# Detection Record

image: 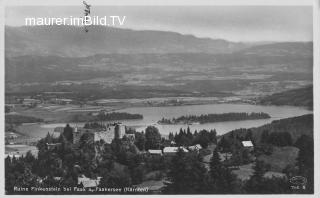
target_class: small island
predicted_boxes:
[158,112,271,124]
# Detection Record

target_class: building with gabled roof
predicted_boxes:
[241,141,254,148]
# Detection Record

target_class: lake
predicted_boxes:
[17,104,312,138]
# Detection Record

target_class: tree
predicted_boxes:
[97,144,115,175]
[164,149,208,194]
[210,129,217,144]
[231,149,243,166]
[295,135,314,193]
[24,151,36,165]
[15,168,39,189]
[130,165,144,185]
[253,160,267,179]
[186,127,193,142]
[245,129,253,141]
[62,124,73,142]
[209,148,221,188]
[208,148,237,193]
[260,130,269,143]
[168,132,174,141]
[266,132,292,146]
[193,130,211,148]
[134,132,146,151]
[295,135,313,169]
[245,159,291,194]
[99,169,132,188]
[187,126,191,134]
[145,126,161,150]
[218,136,230,152]
[242,148,253,164]
[210,149,221,174]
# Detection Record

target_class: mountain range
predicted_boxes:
[6,25,312,57]
[5,25,313,99]
[6,25,250,57]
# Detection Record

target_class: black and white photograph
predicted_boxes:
[2,0,319,196]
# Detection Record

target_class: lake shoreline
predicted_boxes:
[12,103,312,138]
[6,103,312,156]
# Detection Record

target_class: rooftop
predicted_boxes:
[242,141,254,147]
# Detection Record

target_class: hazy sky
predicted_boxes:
[5,6,313,42]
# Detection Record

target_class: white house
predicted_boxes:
[241,140,254,151]
[241,141,254,148]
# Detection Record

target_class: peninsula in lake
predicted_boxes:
[158,112,271,124]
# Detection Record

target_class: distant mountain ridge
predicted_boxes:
[5,25,313,98]
[5,25,249,57]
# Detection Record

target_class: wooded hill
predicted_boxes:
[258,86,313,109]
[222,114,313,144]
